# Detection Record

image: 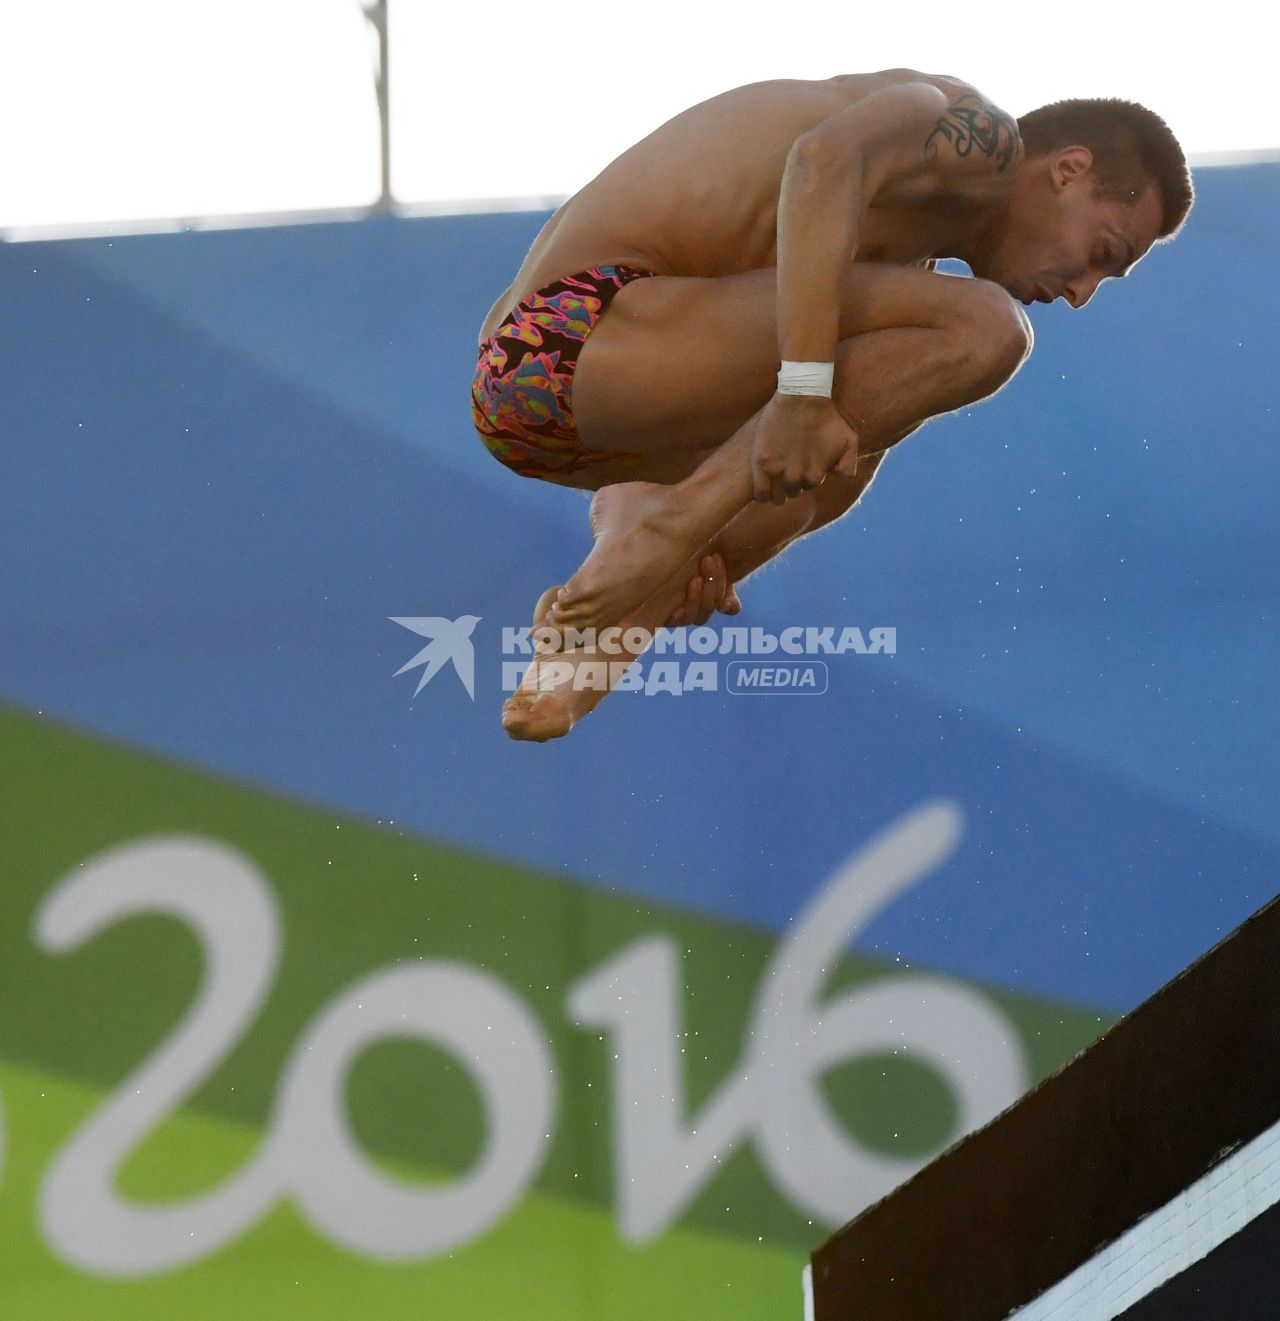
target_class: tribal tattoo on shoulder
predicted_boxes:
[924,94,1020,172]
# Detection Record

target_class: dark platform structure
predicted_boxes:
[805,895,1280,1320]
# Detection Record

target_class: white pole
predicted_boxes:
[358,0,392,210]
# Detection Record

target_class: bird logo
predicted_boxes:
[389,615,481,699]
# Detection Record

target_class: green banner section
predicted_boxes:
[0,1060,803,1320]
[0,704,1116,1316]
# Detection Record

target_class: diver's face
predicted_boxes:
[985,148,1164,309]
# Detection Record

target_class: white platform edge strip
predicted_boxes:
[802,1263,814,1321]
[1009,1114,1280,1320]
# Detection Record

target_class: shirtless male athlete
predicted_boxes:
[471,69,1192,741]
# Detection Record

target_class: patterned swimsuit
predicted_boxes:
[471,266,654,480]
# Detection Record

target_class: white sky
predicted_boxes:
[1,0,1277,233]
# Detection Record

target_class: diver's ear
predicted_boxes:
[1050,145,1095,190]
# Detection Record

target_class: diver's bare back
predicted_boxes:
[479,68,986,343]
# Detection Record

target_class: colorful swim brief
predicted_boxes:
[471,265,654,479]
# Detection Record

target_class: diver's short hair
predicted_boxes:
[1017,98,1194,239]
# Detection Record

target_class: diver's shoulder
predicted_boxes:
[826,67,1009,111]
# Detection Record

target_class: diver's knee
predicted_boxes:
[964,278,1034,378]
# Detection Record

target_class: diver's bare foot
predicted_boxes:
[501,686,578,742]
[502,599,628,744]
[503,585,577,741]
[504,582,636,742]
[504,555,739,741]
[551,482,702,635]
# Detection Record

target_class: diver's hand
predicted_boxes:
[663,554,743,628]
[750,394,860,505]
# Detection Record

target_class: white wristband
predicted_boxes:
[776,360,835,397]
